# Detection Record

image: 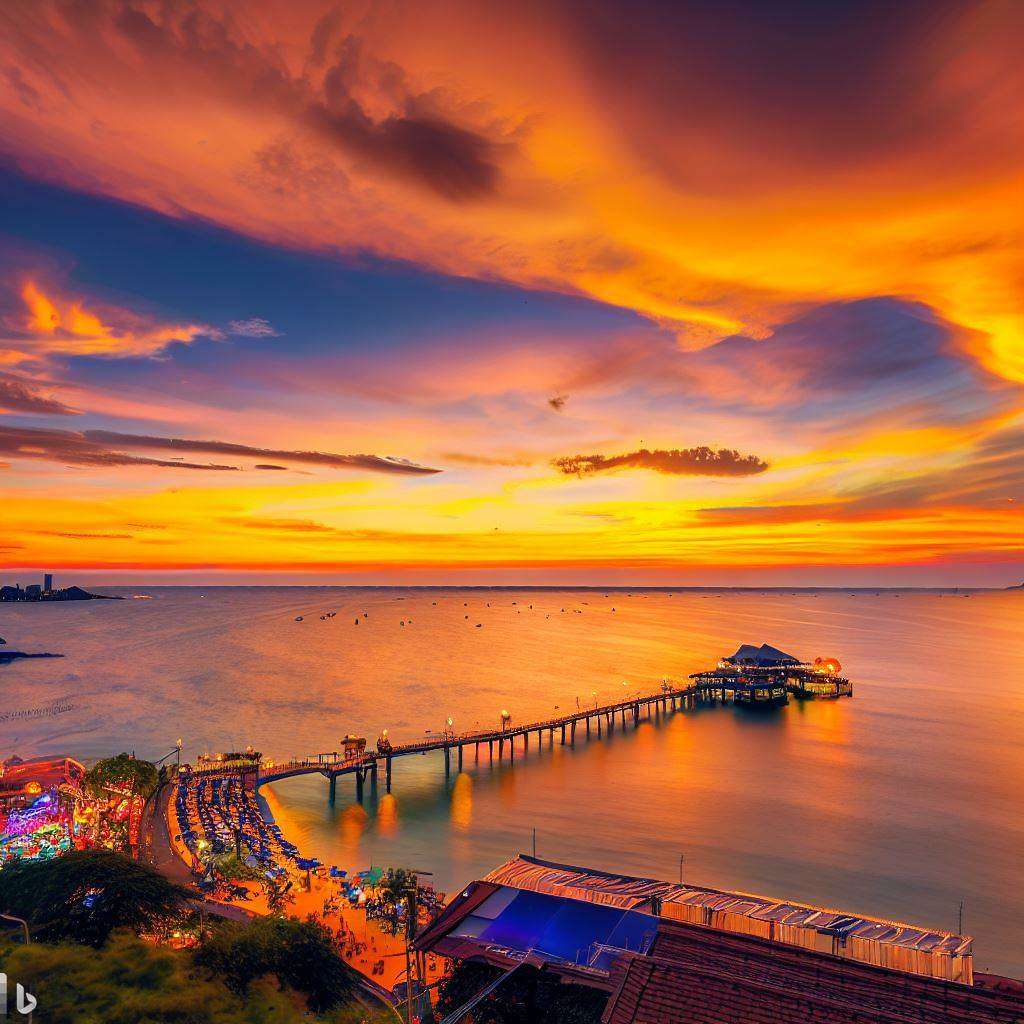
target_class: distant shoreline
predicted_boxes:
[0,585,123,603]
[68,583,1014,592]
[0,650,64,665]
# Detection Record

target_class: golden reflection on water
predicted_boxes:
[450,772,473,831]
[8,587,1024,975]
[340,802,369,849]
[376,793,399,838]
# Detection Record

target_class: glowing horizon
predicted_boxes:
[0,1,1021,585]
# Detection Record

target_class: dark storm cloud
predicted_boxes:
[0,373,76,415]
[554,446,768,478]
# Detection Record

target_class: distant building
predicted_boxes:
[0,580,112,602]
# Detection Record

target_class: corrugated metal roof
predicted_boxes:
[484,856,972,958]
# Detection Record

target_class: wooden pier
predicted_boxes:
[253,669,847,802]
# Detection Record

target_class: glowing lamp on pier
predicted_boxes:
[500,710,511,730]
[813,656,842,675]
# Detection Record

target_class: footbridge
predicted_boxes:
[256,680,714,801]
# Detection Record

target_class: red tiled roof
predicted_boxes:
[604,953,918,1024]
[603,920,1024,1024]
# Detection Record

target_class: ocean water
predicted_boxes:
[2,586,1022,975]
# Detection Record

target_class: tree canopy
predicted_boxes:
[196,914,357,1014]
[0,849,194,947]
[0,932,389,1024]
[83,753,159,799]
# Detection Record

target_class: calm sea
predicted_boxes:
[2,587,1022,975]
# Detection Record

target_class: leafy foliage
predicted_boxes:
[212,850,264,881]
[0,850,194,947]
[0,933,390,1024]
[379,867,415,907]
[435,960,607,1024]
[196,914,356,1014]
[84,753,159,799]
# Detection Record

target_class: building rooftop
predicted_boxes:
[603,919,1024,1024]
[484,856,971,960]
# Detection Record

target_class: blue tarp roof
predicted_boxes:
[449,887,656,967]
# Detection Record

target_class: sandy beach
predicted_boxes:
[158,781,446,1004]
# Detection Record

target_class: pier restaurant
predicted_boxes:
[689,642,853,705]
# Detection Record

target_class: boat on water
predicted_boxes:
[295,615,304,622]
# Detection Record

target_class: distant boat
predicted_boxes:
[295,616,304,622]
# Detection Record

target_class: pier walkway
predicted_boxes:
[258,678,735,801]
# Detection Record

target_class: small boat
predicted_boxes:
[295,616,304,622]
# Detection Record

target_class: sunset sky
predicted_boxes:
[0,0,1021,585]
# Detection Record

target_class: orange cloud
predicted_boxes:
[0,0,1019,381]
[9,280,214,360]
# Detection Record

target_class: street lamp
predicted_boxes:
[0,912,30,945]
[500,710,511,731]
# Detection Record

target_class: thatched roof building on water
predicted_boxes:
[690,642,853,703]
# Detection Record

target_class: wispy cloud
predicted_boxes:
[554,446,769,478]
[0,371,76,415]
[0,424,441,475]
[228,317,280,338]
[86,430,441,475]
[0,424,237,470]
[6,280,217,361]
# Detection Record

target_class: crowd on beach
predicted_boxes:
[170,761,447,996]
[173,769,320,882]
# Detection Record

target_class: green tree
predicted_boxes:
[0,933,391,1024]
[83,753,159,799]
[0,850,194,947]
[196,915,357,1014]
[212,850,263,881]
[380,867,415,906]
